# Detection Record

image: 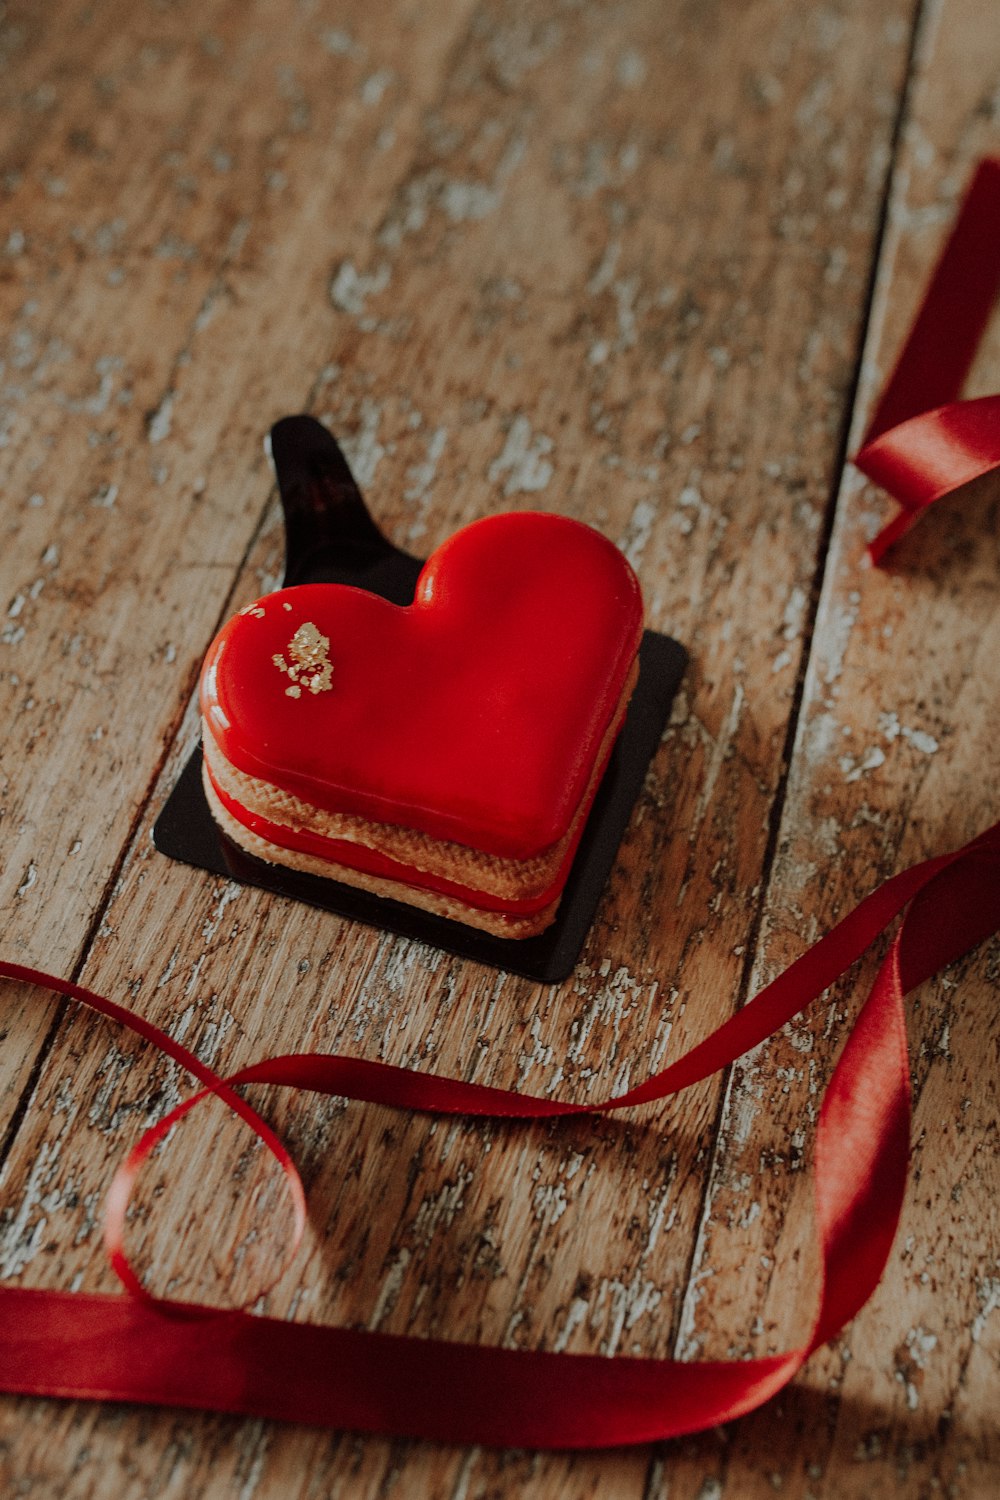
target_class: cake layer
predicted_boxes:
[204,761,573,916]
[202,771,560,939]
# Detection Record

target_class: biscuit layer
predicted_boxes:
[203,769,560,938]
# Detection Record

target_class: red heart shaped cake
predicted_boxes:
[199,511,643,936]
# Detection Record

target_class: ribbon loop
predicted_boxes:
[856,157,1000,563]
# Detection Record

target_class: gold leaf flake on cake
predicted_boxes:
[272,621,333,696]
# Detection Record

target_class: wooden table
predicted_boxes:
[1,0,998,1494]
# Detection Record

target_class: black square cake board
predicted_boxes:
[153,415,688,984]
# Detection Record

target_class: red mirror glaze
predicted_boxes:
[200,511,643,860]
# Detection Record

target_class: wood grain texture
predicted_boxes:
[0,0,996,1495]
[660,1,1000,1496]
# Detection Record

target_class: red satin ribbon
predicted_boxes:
[856,157,1000,563]
[1,822,999,1446]
[3,156,1000,1448]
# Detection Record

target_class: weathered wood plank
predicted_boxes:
[661,1,1000,1495]
[0,0,478,1120]
[0,0,924,1495]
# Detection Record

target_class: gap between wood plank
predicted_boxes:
[0,174,288,1181]
[0,0,486,1181]
[639,3,931,1489]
